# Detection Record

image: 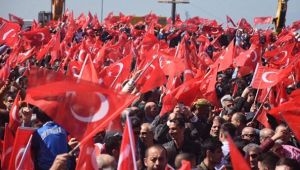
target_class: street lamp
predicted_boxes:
[158,0,190,24]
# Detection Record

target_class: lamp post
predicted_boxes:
[101,0,104,22]
[158,0,190,24]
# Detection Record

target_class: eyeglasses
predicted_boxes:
[242,134,255,137]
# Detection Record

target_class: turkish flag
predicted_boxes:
[281,111,300,141]
[226,15,237,27]
[16,47,36,64]
[254,16,273,25]
[25,68,136,144]
[178,160,191,170]
[8,127,34,170]
[1,125,15,170]
[235,44,262,71]
[80,54,99,84]
[264,42,295,68]
[256,109,272,128]
[117,115,138,170]
[250,65,279,89]
[98,53,132,90]
[76,138,98,170]
[8,13,24,26]
[237,18,253,34]
[216,40,235,71]
[136,57,167,93]
[0,62,10,81]
[227,135,251,170]
[0,21,20,47]
[21,28,51,46]
[8,91,21,133]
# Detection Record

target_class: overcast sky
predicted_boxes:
[1,0,299,25]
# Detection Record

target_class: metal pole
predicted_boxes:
[171,0,176,24]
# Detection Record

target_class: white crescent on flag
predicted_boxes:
[68,92,109,123]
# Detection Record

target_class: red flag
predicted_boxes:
[117,115,138,170]
[8,127,34,170]
[227,135,251,170]
[237,18,253,34]
[0,62,10,81]
[136,57,167,93]
[216,40,235,71]
[98,53,132,90]
[8,13,24,26]
[254,16,273,25]
[281,111,300,141]
[25,68,136,144]
[250,65,279,89]
[0,21,20,46]
[256,109,272,128]
[79,54,99,84]
[1,125,14,170]
[226,15,237,28]
[178,160,191,170]
[235,44,261,71]
[76,138,98,170]
[8,91,21,132]
[16,47,36,64]
[21,28,51,46]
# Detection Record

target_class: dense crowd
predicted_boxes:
[1,11,300,170]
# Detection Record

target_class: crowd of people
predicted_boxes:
[1,11,300,170]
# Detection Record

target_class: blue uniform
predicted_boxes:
[32,121,69,170]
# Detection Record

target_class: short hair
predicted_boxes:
[145,145,167,158]
[243,143,261,154]
[174,153,196,169]
[259,128,274,140]
[221,94,233,107]
[276,158,300,170]
[232,112,247,125]
[220,123,237,138]
[257,151,279,170]
[202,137,223,158]
[104,135,122,155]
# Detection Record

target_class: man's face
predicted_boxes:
[168,122,184,141]
[140,126,154,145]
[5,96,14,110]
[210,147,223,165]
[20,107,32,123]
[144,148,167,170]
[210,121,221,137]
[223,100,234,110]
[248,150,259,169]
[242,129,256,142]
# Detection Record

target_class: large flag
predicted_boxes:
[0,21,20,46]
[117,115,138,170]
[98,53,132,90]
[25,68,136,144]
[8,91,21,132]
[76,138,98,170]
[1,125,14,170]
[250,64,279,89]
[8,127,35,170]
[227,135,251,170]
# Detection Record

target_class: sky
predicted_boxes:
[0,0,299,26]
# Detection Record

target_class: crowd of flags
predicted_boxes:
[0,10,300,169]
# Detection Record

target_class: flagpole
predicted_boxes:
[251,87,272,123]
[252,63,265,105]
[132,55,158,84]
[17,135,33,169]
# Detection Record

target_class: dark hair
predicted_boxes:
[257,151,279,170]
[104,135,122,155]
[220,123,237,138]
[202,137,223,158]
[276,158,300,170]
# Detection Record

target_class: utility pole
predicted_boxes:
[101,0,104,22]
[158,0,190,24]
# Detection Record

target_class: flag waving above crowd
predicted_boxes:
[0,9,300,170]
